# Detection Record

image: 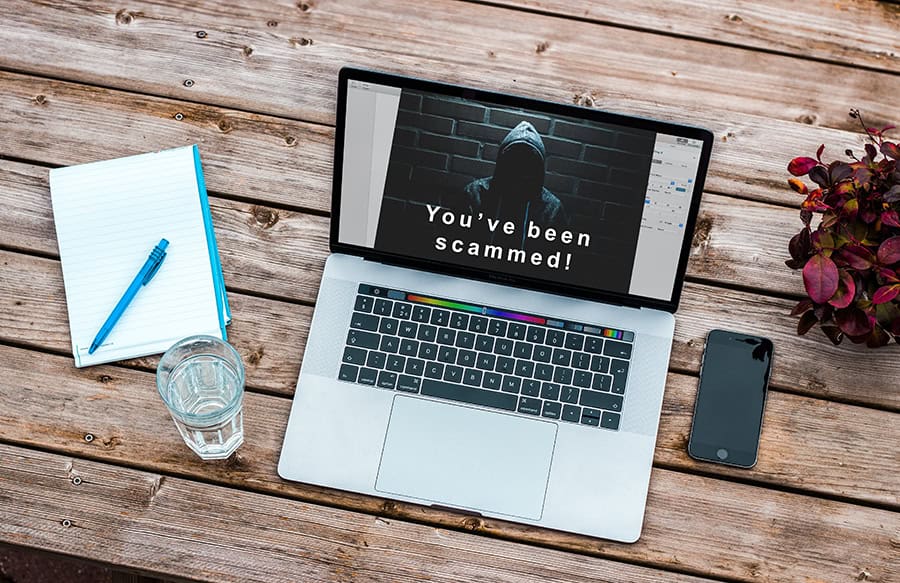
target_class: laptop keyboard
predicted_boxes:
[338,284,634,431]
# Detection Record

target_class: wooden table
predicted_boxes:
[1,1,898,581]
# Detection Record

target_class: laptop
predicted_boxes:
[278,67,713,543]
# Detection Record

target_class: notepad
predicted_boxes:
[49,145,231,367]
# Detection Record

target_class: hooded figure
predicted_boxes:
[463,121,566,232]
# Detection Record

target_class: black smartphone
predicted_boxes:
[687,329,774,468]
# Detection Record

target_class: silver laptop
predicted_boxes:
[278,68,712,543]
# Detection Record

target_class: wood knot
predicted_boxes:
[247,346,264,366]
[98,374,113,384]
[487,50,496,58]
[284,136,297,146]
[33,94,47,105]
[115,9,138,25]
[297,0,314,12]
[535,41,550,54]
[691,216,713,249]
[267,19,278,27]
[14,300,23,306]
[380,500,397,515]
[100,436,122,450]
[461,517,483,531]
[242,45,254,57]
[250,205,279,229]
[721,130,736,142]
[290,37,313,47]
[795,113,818,125]
[725,13,742,22]
[224,451,246,469]
[217,119,233,133]
[573,92,596,107]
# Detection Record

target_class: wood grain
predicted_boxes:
[1,0,897,134]
[0,347,897,583]
[0,444,726,583]
[486,0,900,72]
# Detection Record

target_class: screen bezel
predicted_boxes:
[330,66,714,312]
[688,329,774,468]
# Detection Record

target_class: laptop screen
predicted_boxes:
[335,73,709,307]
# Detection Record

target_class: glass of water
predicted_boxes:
[156,335,245,460]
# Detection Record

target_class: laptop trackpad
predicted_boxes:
[375,395,557,520]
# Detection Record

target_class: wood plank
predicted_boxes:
[485,0,900,73]
[0,444,726,583]
[0,347,897,583]
[1,0,897,135]
[3,158,899,409]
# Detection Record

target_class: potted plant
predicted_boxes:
[786,109,900,347]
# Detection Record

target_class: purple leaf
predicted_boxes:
[880,141,899,160]
[789,229,811,261]
[865,143,878,161]
[821,325,843,345]
[808,165,829,187]
[882,210,900,228]
[872,284,900,305]
[803,253,840,303]
[837,245,875,269]
[797,311,818,336]
[828,270,856,309]
[788,157,818,176]
[816,144,825,161]
[884,185,900,203]
[877,236,900,265]
[829,162,853,182]
[790,298,813,316]
[835,307,872,336]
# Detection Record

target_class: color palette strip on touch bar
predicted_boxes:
[363,285,633,342]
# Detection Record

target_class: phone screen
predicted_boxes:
[688,330,774,468]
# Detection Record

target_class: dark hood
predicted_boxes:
[497,121,546,161]
[492,121,546,199]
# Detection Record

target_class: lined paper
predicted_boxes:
[50,146,224,367]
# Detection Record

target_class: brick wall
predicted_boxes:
[382,90,654,234]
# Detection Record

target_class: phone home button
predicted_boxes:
[716,448,728,460]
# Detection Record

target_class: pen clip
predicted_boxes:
[142,247,167,285]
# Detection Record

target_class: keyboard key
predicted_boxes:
[601,411,621,430]
[603,340,633,359]
[405,358,425,376]
[438,346,457,364]
[513,342,532,359]
[475,334,494,352]
[488,319,508,337]
[527,326,546,344]
[579,390,623,411]
[354,295,373,313]
[590,354,610,373]
[521,379,541,397]
[622,331,635,342]
[573,370,592,388]
[367,351,387,369]
[541,401,561,419]
[517,397,542,416]
[535,363,553,381]
[463,368,483,386]
[386,354,405,372]
[342,346,367,365]
[399,338,419,356]
[582,407,601,419]
[379,318,399,335]
[380,336,399,353]
[553,367,573,385]
[418,343,438,360]
[592,374,612,391]
[507,323,526,340]
[494,338,513,356]
[533,346,552,363]
[444,365,463,383]
[469,316,488,333]
[560,386,579,404]
[374,299,392,316]
[565,333,585,350]
[546,329,565,347]
[496,356,515,374]
[455,331,475,349]
[450,313,469,330]
[398,321,418,338]
[417,325,437,342]
[611,359,629,376]
[339,363,359,382]
[561,404,581,423]
[421,379,516,411]
[431,309,450,326]
[456,349,477,367]
[483,372,502,390]
[425,362,444,379]
[540,382,560,401]
[412,305,431,322]
[350,312,379,331]
[347,330,379,349]
[392,302,412,320]
[612,371,627,394]
[585,337,604,354]
[437,328,456,345]
[514,360,535,377]
[476,353,496,370]
[397,375,421,393]
[502,376,521,393]
[552,348,572,366]
[580,412,600,426]
[358,367,378,385]
[377,371,397,389]
[571,352,591,370]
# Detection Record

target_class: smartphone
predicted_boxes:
[687,329,774,468]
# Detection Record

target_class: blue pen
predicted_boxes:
[89,239,169,355]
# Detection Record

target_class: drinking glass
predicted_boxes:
[156,335,245,460]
